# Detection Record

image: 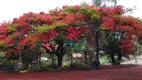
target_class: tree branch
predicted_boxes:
[42,46,56,54]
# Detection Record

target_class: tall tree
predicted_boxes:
[0,5,142,68]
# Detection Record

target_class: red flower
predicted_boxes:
[113,5,123,15]
[43,43,51,49]
[66,26,75,32]
[13,32,21,36]
[73,5,81,11]
[5,37,16,46]
[39,11,45,15]
[87,5,96,9]
[0,35,6,39]
[63,13,75,24]
[50,29,58,36]
[41,33,50,42]
[66,26,87,40]
[18,37,30,49]
[102,18,114,31]
[62,5,69,9]
[121,26,133,31]
[30,34,40,45]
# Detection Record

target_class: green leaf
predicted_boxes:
[73,43,86,51]
[91,14,100,22]
[88,8,97,15]
[65,7,77,13]
[78,7,88,14]
[9,27,16,31]
[37,26,48,33]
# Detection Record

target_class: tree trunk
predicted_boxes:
[117,53,122,65]
[51,54,55,66]
[111,53,122,65]
[56,40,65,67]
[110,53,115,64]
[71,54,73,63]
[96,31,99,62]
[95,31,100,66]
[57,55,63,67]
[84,50,87,63]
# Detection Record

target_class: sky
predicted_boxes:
[0,0,142,23]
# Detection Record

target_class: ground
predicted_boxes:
[0,64,142,80]
[1,55,142,80]
[122,55,142,65]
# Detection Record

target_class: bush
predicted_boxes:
[100,55,110,65]
[62,62,91,70]
[2,59,22,71]
[29,61,50,72]
[28,64,40,72]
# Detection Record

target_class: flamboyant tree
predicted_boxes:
[0,5,142,67]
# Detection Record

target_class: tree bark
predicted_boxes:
[57,55,63,67]
[56,40,66,67]
[117,53,122,65]
[51,54,55,66]
[95,31,100,66]
[110,53,115,64]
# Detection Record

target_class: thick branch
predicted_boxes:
[42,46,56,54]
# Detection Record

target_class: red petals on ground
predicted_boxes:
[0,65,142,80]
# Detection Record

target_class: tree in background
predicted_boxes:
[92,0,117,7]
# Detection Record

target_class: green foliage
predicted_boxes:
[0,52,5,57]
[37,25,48,33]
[62,62,91,70]
[103,33,121,54]
[8,34,16,38]
[29,61,49,72]
[2,59,22,71]
[91,14,100,22]
[64,46,72,54]
[93,0,117,7]
[29,64,40,71]
[9,24,16,32]
[100,55,110,65]
[21,48,38,68]
[88,8,97,15]
[0,52,7,65]
[72,43,86,52]
[9,26,16,32]
[56,31,66,40]
[65,7,77,13]
[78,7,89,14]
[0,42,5,46]
[40,61,50,67]
[102,32,122,65]
[134,41,142,55]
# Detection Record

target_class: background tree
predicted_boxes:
[92,0,117,7]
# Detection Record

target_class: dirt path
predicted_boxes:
[122,55,142,65]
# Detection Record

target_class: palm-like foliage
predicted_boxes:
[103,33,122,65]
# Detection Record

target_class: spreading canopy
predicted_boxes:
[0,5,142,56]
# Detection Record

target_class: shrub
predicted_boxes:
[62,62,91,70]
